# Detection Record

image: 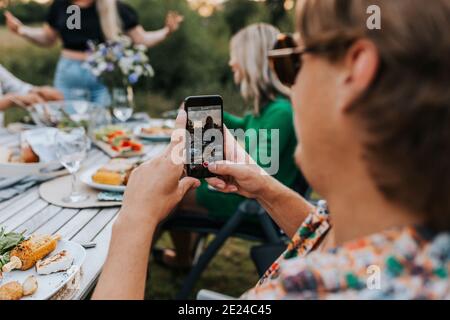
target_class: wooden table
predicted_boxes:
[0,127,167,299]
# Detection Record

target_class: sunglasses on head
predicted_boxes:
[268,33,355,87]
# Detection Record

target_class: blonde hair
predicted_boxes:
[96,0,122,41]
[230,23,290,115]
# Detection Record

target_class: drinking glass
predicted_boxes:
[55,127,89,203]
[68,88,91,117]
[112,87,134,123]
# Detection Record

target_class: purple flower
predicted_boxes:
[106,63,114,72]
[128,73,139,84]
[133,54,141,62]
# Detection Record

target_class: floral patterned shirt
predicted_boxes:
[242,201,450,300]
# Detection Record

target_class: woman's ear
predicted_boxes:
[339,39,380,112]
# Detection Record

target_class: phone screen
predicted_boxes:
[186,96,224,178]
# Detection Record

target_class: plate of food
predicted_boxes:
[0,129,63,178]
[80,158,139,193]
[135,119,175,142]
[0,229,86,300]
[93,126,144,158]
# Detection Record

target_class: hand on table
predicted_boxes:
[6,92,44,107]
[119,109,200,225]
[32,86,64,101]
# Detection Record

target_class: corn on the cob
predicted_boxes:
[9,234,60,271]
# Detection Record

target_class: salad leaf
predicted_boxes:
[0,251,10,269]
[0,227,25,268]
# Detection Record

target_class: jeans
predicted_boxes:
[54,57,111,107]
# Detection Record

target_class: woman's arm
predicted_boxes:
[0,93,45,111]
[5,12,58,47]
[224,112,248,130]
[0,97,14,111]
[127,12,183,48]
[127,25,170,48]
[92,110,200,300]
[206,127,314,238]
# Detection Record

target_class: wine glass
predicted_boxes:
[55,127,89,203]
[112,87,134,123]
[68,89,91,116]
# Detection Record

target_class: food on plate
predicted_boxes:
[0,144,39,164]
[141,126,174,136]
[92,158,138,186]
[21,144,40,163]
[2,256,21,272]
[95,127,143,155]
[22,276,38,296]
[0,281,23,300]
[36,250,73,275]
[0,228,25,271]
[0,276,39,300]
[3,234,61,272]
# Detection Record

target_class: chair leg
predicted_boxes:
[192,233,208,265]
[175,210,245,300]
[258,212,285,244]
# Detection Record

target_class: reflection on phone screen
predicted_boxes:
[186,105,224,178]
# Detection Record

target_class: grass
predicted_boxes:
[148,234,260,299]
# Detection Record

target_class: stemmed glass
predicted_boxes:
[112,87,134,123]
[67,89,91,124]
[55,127,89,203]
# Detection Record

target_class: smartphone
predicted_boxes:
[185,95,224,179]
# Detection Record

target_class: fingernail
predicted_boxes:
[230,186,238,192]
[216,182,225,189]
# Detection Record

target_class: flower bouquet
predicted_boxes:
[85,36,154,88]
[85,36,154,120]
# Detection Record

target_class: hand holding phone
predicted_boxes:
[185,95,224,179]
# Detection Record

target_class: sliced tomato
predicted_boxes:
[130,141,143,151]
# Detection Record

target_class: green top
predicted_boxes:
[196,96,299,220]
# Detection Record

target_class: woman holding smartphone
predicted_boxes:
[155,23,302,269]
[4,0,183,106]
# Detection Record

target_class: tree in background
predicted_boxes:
[223,0,258,34]
[266,0,286,26]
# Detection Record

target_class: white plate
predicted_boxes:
[134,120,175,142]
[0,240,86,300]
[137,133,171,142]
[80,165,126,193]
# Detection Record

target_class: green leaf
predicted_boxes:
[0,227,25,256]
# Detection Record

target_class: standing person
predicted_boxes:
[154,23,300,269]
[4,0,183,106]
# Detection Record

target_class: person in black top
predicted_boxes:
[4,0,183,107]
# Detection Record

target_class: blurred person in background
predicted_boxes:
[93,0,450,300]
[154,23,301,269]
[4,0,183,106]
[0,64,62,121]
